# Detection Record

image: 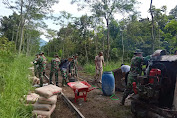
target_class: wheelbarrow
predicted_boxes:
[67,81,96,102]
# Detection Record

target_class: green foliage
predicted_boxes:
[0,55,33,118]
[83,63,96,75]
[83,61,126,75]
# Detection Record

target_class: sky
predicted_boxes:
[0,0,177,42]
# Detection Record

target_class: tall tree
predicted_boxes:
[72,0,137,61]
[3,0,58,54]
[150,0,155,52]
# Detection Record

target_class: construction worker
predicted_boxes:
[95,52,105,83]
[49,54,60,86]
[121,49,144,105]
[35,53,45,87]
[121,64,130,86]
[33,53,39,76]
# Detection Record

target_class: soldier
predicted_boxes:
[49,54,60,86]
[121,49,144,105]
[74,54,78,77]
[33,53,39,76]
[60,57,73,86]
[35,53,45,87]
[69,56,75,77]
[41,52,47,77]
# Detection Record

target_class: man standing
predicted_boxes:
[41,52,47,76]
[74,54,78,77]
[121,64,130,86]
[95,52,105,83]
[50,55,60,86]
[33,53,39,77]
[121,49,144,105]
[35,53,45,87]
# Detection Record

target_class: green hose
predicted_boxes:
[110,94,119,100]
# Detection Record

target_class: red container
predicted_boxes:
[149,69,161,83]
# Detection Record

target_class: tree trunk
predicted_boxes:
[106,18,110,62]
[12,26,15,41]
[85,41,88,62]
[122,31,124,64]
[26,34,31,56]
[150,0,155,53]
[96,35,98,55]
[15,22,21,50]
[18,0,24,54]
[103,37,104,57]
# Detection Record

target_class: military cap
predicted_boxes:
[74,54,78,57]
[40,51,44,54]
[134,49,142,54]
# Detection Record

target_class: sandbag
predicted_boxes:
[32,104,56,118]
[26,93,39,104]
[33,102,52,111]
[38,95,57,105]
[35,85,62,98]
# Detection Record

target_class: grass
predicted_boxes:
[0,55,33,118]
[83,61,128,75]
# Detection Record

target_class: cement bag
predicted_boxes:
[33,76,40,85]
[73,81,88,89]
[37,115,47,118]
[26,93,39,104]
[32,104,56,118]
[33,102,52,111]
[38,95,57,105]
[35,85,62,98]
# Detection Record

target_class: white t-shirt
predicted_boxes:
[121,65,130,73]
[95,55,104,68]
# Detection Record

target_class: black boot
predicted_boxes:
[56,82,59,86]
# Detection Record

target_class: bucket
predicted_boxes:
[69,77,75,82]
[102,71,115,96]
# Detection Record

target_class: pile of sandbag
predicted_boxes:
[32,85,62,118]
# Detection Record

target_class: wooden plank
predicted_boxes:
[61,92,85,118]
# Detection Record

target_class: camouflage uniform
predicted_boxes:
[42,55,47,76]
[33,56,38,76]
[50,58,60,86]
[121,55,144,105]
[35,56,45,87]
[74,58,78,77]
[69,60,75,76]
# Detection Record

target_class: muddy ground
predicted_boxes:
[44,64,133,118]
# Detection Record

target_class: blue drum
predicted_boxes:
[102,71,115,96]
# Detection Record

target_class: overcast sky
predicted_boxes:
[0,0,176,42]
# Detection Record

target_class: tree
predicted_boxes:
[71,0,137,62]
[169,5,177,18]
[3,0,58,54]
[149,0,155,53]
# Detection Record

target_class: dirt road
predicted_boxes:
[44,64,132,118]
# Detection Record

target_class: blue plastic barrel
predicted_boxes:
[102,71,115,96]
